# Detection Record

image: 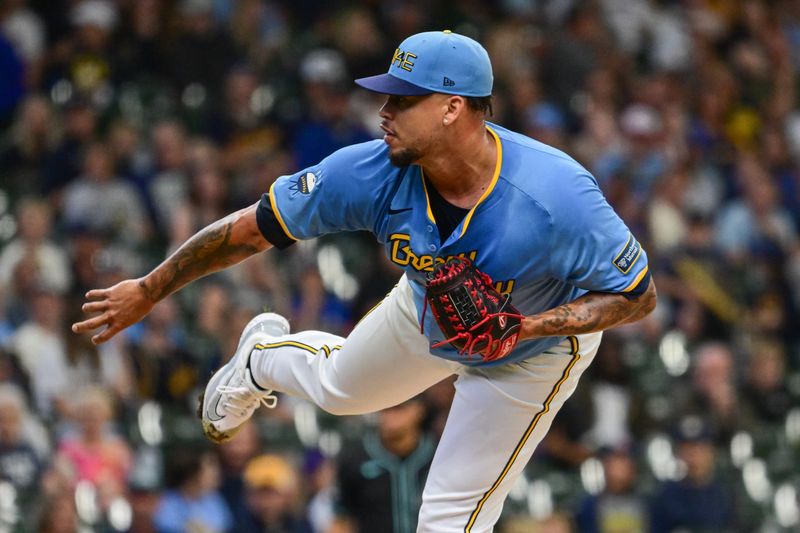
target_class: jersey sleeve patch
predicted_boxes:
[613,234,642,274]
[290,172,318,195]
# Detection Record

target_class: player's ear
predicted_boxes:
[442,95,466,126]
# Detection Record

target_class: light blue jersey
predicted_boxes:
[257,123,649,366]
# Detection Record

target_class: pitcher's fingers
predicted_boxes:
[72,313,109,333]
[92,325,120,344]
[82,301,108,314]
[85,288,110,300]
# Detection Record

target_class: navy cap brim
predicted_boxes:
[354,73,433,96]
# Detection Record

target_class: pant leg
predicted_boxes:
[418,332,603,533]
[249,275,460,415]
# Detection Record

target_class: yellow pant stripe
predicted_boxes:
[464,336,581,532]
[255,340,317,355]
[254,341,342,358]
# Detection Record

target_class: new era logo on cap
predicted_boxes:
[354,30,493,97]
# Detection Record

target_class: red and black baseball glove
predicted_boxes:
[424,257,524,362]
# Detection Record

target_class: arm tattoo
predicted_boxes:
[522,282,657,339]
[139,213,262,302]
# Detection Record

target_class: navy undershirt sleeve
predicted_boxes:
[619,270,651,300]
[255,193,296,250]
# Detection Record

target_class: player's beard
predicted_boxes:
[388,146,423,167]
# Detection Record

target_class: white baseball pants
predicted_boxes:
[248,274,602,532]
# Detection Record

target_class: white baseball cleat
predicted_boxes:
[200,312,290,443]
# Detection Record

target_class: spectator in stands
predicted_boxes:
[12,288,71,417]
[108,118,149,192]
[716,153,798,261]
[124,480,162,533]
[650,416,736,533]
[657,209,741,341]
[0,0,46,86]
[55,385,132,506]
[742,337,792,424]
[209,65,263,146]
[0,383,45,511]
[335,396,435,533]
[678,342,751,445]
[302,449,336,533]
[0,95,59,199]
[148,120,190,232]
[166,0,237,104]
[58,0,118,97]
[240,453,312,533]
[617,103,670,207]
[153,446,232,533]
[61,141,149,245]
[575,446,648,533]
[292,48,373,169]
[0,197,71,296]
[292,263,351,336]
[114,0,167,83]
[226,0,288,71]
[524,102,568,151]
[63,315,133,408]
[217,421,261,526]
[185,282,230,369]
[126,298,198,408]
[583,333,650,449]
[188,164,229,231]
[41,98,97,195]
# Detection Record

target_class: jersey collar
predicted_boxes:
[421,124,503,240]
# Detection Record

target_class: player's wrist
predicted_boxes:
[518,314,570,340]
[137,275,162,304]
[518,316,539,341]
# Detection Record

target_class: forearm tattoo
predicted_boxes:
[139,214,262,302]
[524,284,656,338]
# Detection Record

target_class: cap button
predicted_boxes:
[443,30,452,34]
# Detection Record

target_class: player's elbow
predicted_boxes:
[638,279,658,316]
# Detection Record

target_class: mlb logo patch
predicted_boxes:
[613,234,642,274]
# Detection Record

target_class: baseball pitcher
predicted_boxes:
[74,31,656,532]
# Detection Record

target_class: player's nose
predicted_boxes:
[379,98,395,119]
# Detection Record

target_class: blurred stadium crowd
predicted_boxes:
[1,0,800,531]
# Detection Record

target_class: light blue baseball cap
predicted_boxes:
[355,30,493,97]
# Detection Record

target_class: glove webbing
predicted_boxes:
[422,258,524,361]
[421,257,482,333]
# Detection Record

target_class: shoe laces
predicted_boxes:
[216,377,277,417]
